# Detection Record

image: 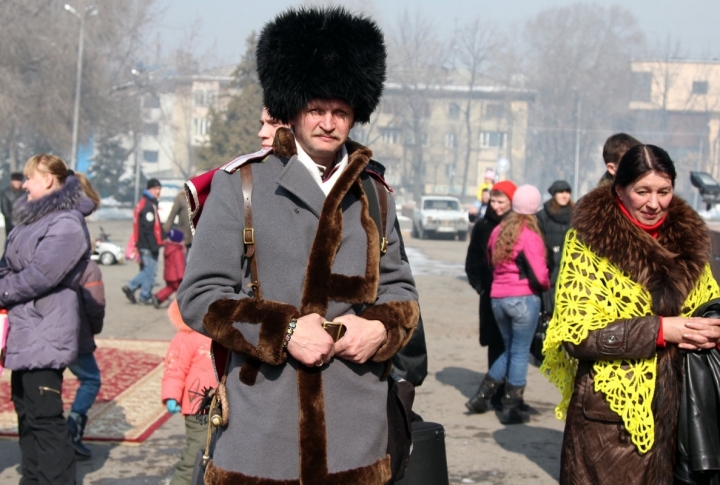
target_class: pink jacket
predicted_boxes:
[161,301,217,415]
[488,225,550,299]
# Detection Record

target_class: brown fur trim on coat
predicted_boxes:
[272,127,297,159]
[572,185,712,483]
[203,455,391,485]
[361,300,420,362]
[203,298,300,366]
[300,143,380,316]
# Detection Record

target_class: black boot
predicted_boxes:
[68,413,92,459]
[499,384,530,424]
[466,375,502,414]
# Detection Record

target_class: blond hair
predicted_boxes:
[75,172,100,212]
[491,212,544,265]
[23,154,69,185]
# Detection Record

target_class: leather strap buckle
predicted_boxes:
[322,322,347,342]
[243,228,254,245]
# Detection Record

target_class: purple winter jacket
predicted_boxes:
[1,176,92,370]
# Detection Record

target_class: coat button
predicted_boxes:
[2,292,8,298]
[608,335,616,343]
[294,208,300,214]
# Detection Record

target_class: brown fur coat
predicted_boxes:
[560,185,712,485]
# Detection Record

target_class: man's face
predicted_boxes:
[148,186,161,199]
[291,98,354,165]
[258,108,287,148]
[10,180,22,190]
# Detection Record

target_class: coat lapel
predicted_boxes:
[276,155,327,219]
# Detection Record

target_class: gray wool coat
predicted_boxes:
[177,135,419,484]
[2,176,92,370]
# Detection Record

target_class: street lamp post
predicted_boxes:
[65,4,98,171]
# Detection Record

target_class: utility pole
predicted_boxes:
[573,94,582,195]
[65,4,98,170]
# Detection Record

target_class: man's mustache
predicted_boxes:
[312,131,340,140]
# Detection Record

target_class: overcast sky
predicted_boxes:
[151,0,720,68]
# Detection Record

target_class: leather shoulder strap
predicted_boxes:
[240,163,262,300]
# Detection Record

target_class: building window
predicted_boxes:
[445,133,457,149]
[693,81,709,95]
[486,103,504,119]
[143,95,160,109]
[143,150,159,163]
[143,122,159,137]
[479,131,506,149]
[380,127,401,145]
[193,90,218,107]
[193,117,210,136]
[448,103,460,119]
[632,72,652,102]
[405,131,428,146]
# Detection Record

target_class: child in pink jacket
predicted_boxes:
[161,300,217,485]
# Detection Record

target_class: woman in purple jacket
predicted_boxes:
[2,154,92,484]
[467,184,550,424]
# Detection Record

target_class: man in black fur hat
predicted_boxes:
[178,7,419,484]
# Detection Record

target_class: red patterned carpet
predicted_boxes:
[0,338,170,442]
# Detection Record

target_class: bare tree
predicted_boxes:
[387,8,449,202]
[521,3,645,193]
[453,18,501,199]
[0,0,159,173]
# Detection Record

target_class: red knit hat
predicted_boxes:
[491,180,517,201]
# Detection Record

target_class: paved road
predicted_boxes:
[0,220,564,484]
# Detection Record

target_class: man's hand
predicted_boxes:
[332,314,387,364]
[286,313,335,367]
[663,316,720,350]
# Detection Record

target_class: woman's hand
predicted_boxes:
[663,316,720,350]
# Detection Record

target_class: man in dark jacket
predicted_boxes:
[122,178,162,304]
[0,172,24,237]
[536,180,573,317]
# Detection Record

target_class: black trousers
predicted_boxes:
[11,368,76,485]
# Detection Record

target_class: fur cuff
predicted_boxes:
[204,455,391,485]
[361,301,420,362]
[203,298,300,365]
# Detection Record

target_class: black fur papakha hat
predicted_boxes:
[256,6,387,124]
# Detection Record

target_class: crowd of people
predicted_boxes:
[2,6,720,485]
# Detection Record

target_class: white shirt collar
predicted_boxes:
[294,139,349,196]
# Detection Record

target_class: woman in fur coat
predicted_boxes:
[542,144,720,484]
[3,154,92,484]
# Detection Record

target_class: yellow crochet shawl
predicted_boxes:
[541,229,719,454]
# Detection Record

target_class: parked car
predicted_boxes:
[91,227,124,265]
[412,196,469,240]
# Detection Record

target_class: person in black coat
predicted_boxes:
[536,180,574,317]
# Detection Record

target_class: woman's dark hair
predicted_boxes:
[612,144,676,190]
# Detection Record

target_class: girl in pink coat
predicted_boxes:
[161,300,217,485]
